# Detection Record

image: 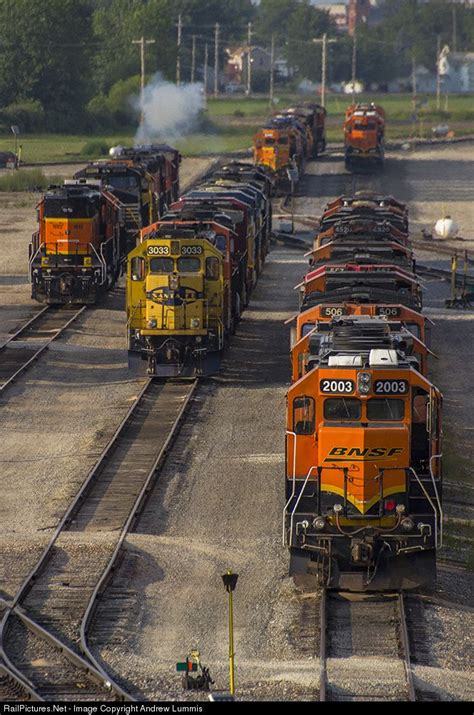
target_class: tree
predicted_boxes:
[92,0,176,94]
[286,2,334,83]
[0,0,93,123]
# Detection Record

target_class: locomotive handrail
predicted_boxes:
[429,453,443,545]
[282,431,297,545]
[126,300,144,330]
[287,465,320,547]
[408,467,441,547]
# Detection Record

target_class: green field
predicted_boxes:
[0,93,473,163]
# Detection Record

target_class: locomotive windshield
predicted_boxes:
[367,398,405,421]
[324,398,361,421]
[44,198,98,218]
[177,257,200,272]
[105,175,140,191]
[150,257,174,273]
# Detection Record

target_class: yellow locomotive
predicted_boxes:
[127,222,234,377]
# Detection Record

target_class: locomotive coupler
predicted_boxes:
[351,538,373,564]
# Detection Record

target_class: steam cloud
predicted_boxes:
[134,73,205,143]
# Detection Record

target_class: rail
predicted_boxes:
[0,378,197,700]
[319,589,417,701]
[0,305,86,394]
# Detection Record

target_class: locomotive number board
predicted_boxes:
[375,306,402,317]
[373,380,409,395]
[320,306,347,317]
[147,245,170,255]
[181,245,203,255]
[320,379,354,394]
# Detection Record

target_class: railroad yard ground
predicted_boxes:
[0,145,473,701]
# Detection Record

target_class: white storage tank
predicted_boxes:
[434,216,459,239]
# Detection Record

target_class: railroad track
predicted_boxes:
[0,305,86,393]
[0,378,197,700]
[319,590,415,702]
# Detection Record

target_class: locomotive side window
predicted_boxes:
[215,234,227,253]
[293,396,315,435]
[324,398,361,421]
[205,256,220,280]
[278,137,289,145]
[406,322,421,339]
[301,323,314,337]
[177,257,200,272]
[367,399,405,421]
[150,257,174,273]
[131,256,146,281]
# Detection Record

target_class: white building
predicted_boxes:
[439,46,474,93]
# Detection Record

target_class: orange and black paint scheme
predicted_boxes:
[29,181,126,304]
[284,193,442,591]
[344,103,385,171]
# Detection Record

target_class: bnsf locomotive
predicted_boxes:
[284,193,442,591]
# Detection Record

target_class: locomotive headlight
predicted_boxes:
[358,372,371,394]
[84,256,92,267]
[41,257,49,266]
[313,516,326,531]
[147,319,157,328]
[401,517,415,532]
[169,273,180,290]
[333,503,343,514]
[190,318,200,328]
[396,504,406,515]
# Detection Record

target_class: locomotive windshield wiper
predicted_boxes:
[342,398,351,418]
[385,398,394,419]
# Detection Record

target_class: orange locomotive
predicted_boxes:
[253,103,326,185]
[344,103,385,171]
[284,194,442,591]
[29,180,126,303]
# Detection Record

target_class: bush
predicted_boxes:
[85,94,117,132]
[233,109,245,118]
[0,100,45,133]
[107,75,141,124]
[82,140,110,157]
[0,168,51,192]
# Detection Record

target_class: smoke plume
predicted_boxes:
[134,73,205,143]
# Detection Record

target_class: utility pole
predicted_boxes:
[246,21,252,96]
[452,3,457,53]
[312,35,336,108]
[176,13,182,86]
[351,28,357,102]
[436,34,441,111]
[132,36,156,127]
[204,43,209,95]
[412,54,417,101]
[191,34,196,83]
[214,23,219,98]
[269,34,275,107]
[322,34,328,108]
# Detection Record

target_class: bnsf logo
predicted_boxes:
[325,446,404,462]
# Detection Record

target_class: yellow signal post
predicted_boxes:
[221,569,238,696]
